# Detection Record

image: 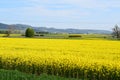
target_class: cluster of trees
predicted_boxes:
[36,32,49,34]
[0,27,47,38]
[0,27,35,37]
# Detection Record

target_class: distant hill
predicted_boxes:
[0,23,31,30]
[33,27,112,34]
[0,23,112,34]
[11,24,32,30]
[0,23,10,29]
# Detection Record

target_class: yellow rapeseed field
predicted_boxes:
[0,38,120,79]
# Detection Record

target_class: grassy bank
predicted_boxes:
[0,69,79,80]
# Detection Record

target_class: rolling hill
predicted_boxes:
[0,23,112,34]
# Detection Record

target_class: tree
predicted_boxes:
[112,25,120,38]
[25,28,35,37]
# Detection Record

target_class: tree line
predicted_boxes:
[0,25,120,39]
[25,25,120,39]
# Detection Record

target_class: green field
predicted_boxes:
[0,33,113,40]
[0,69,79,80]
[0,34,22,37]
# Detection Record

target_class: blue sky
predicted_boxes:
[0,0,120,30]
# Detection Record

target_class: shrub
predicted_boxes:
[40,34,44,36]
[25,28,35,37]
[68,34,82,38]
